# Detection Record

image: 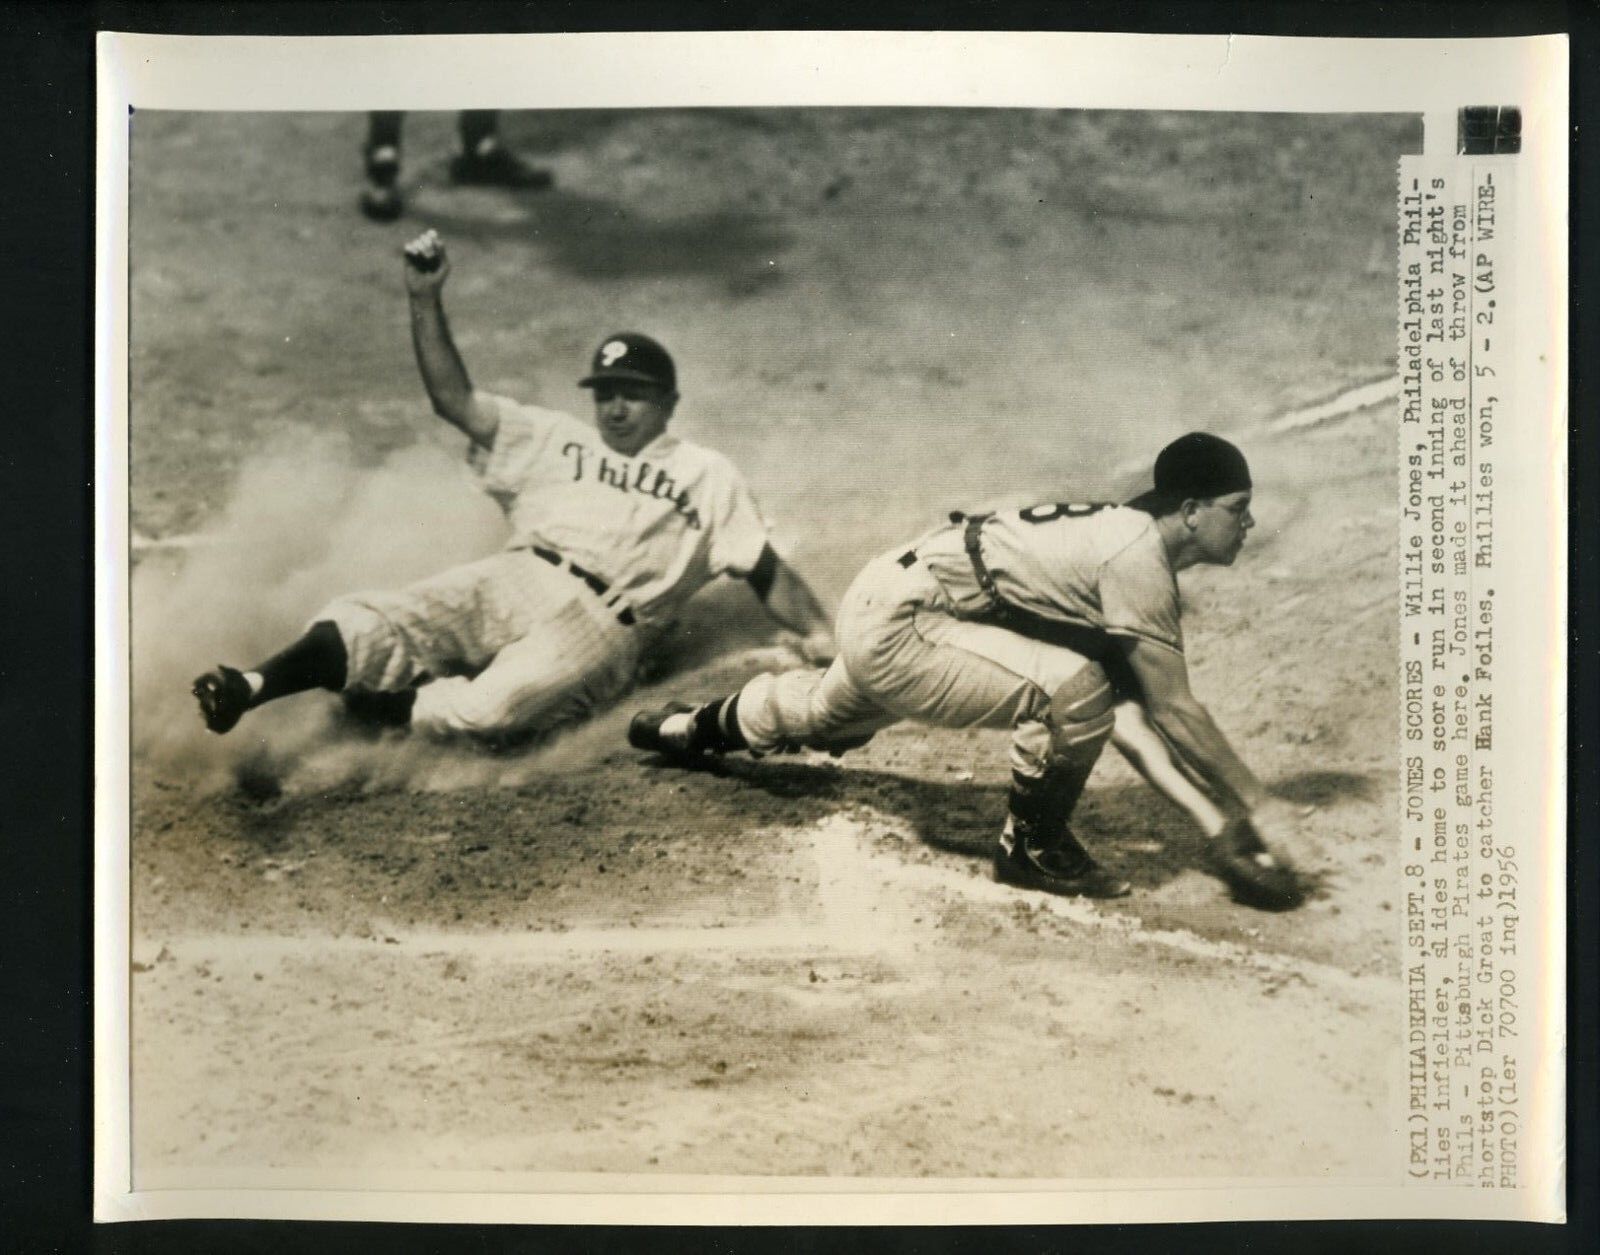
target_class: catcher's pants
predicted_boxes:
[318,548,643,740]
[734,549,1116,784]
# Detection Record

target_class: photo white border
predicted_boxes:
[94,28,1569,1226]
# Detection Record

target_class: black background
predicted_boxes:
[1,1,1591,1251]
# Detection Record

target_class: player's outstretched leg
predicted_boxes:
[630,686,877,762]
[449,111,553,191]
[628,696,744,760]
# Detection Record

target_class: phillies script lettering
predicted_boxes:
[562,441,702,528]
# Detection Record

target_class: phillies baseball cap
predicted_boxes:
[1152,432,1252,499]
[579,332,676,391]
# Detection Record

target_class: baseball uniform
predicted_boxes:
[320,394,771,739]
[731,503,1179,785]
[626,431,1294,905]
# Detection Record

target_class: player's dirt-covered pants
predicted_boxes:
[318,548,643,740]
[734,549,1116,786]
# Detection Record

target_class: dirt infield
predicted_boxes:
[126,108,1416,1185]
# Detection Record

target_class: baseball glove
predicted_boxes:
[1204,817,1304,912]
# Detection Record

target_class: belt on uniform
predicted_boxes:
[904,516,1117,663]
[897,514,1005,617]
[959,513,1007,613]
[528,545,637,626]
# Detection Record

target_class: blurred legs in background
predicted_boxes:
[360,111,553,221]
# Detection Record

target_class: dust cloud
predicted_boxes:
[128,432,572,795]
[131,430,807,797]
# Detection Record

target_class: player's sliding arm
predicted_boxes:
[747,545,836,664]
[1120,636,1265,817]
[402,229,499,449]
[1110,700,1230,837]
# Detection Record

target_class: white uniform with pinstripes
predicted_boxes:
[734,505,1181,785]
[320,394,771,739]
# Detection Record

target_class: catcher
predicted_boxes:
[629,433,1305,911]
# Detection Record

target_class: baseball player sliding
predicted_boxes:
[629,433,1304,911]
[193,229,833,747]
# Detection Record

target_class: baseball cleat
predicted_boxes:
[993,824,1132,899]
[359,184,403,222]
[1204,817,1304,911]
[193,665,253,734]
[627,702,702,758]
[359,144,403,221]
[449,144,553,191]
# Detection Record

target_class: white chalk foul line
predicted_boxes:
[132,817,907,969]
[134,813,1378,1000]
[133,920,851,967]
[830,806,1383,996]
[1114,374,1401,479]
[1264,375,1400,435]
[130,530,229,553]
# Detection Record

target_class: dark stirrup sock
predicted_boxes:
[1007,769,1057,832]
[1007,751,1099,835]
[254,620,350,703]
[1043,752,1100,820]
[366,111,404,155]
[692,694,749,753]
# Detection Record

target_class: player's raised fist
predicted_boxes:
[402,228,450,292]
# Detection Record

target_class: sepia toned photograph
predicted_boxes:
[96,32,1567,1226]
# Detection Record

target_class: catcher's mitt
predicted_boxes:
[1205,817,1304,911]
